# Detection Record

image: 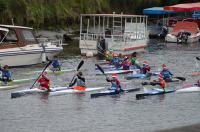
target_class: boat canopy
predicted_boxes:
[0,27,9,32]
[143,7,175,15]
[164,2,200,12]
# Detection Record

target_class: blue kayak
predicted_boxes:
[136,88,175,100]
[125,72,159,80]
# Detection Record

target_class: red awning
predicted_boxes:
[164,2,200,12]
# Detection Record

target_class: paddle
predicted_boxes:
[30,61,52,89]
[173,76,186,81]
[196,57,200,61]
[95,64,107,77]
[69,60,84,87]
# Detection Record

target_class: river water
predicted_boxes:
[1,40,200,132]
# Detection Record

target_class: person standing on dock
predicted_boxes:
[37,72,50,91]
[106,73,122,91]
[160,64,173,82]
[69,71,86,90]
[0,65,12,85]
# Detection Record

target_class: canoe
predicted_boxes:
[91,88,140,98]
[0,78,34,86]
[136,88,175,100]
[0,85,19,90]
[176,86,200,93]
[11,86,105,98]
[96,69,138,75]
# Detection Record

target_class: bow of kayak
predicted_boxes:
[91,88,140,98]
[176,86,200,93]
[136,88,175,100]
[0,85,19,90]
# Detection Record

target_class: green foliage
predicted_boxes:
[0,0,198,29]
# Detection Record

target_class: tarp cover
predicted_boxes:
[164,2,200,12]
[143,7,175,14]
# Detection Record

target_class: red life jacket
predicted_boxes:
[37,76,50,90]
[159,78,166,89]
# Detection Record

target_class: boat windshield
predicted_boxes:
[1,29,18,44]
[21,30,37,43]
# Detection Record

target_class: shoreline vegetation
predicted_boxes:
[0,0,199,30]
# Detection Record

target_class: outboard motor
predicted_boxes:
[97,38,106,60]
[158,26,168,38]
[177,30,191,44]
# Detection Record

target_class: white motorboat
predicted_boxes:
[0,25,63,66]
[165,21,200,43]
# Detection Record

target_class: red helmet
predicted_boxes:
[143,61,149,65]
[162,64,167,68]
[111,73,117,77]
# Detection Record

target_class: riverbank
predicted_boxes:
[157,123,200,132]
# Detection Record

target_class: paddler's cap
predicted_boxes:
[109,48,113,52]
[162,64,167,68]
[3,65,9,69]
[111,73,117,77]
[78,71,83,76]
[143,61,149,65]
[113,53,118,57]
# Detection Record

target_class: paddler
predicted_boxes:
[69,71,86,90]
[129,52,141,69]
[37,71,51,91]
[105,48,113,61]
[120,56,131,70]
[51,56,61,71]
[150,74,166,91]
[106,73,122,91]
[0,65,12,85]
[140,61,151,75]
[160,64,173,82]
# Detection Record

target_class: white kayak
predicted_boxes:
[176,86,200,93]
[0,85,19,90]
[96,69,137,75]
[11,86,105,98]
[0,78,35,86]
[26,69,75,75]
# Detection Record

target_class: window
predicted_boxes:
[22,30,36,42]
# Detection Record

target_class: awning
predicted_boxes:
[143,7,175,15]
[164,2,200,12]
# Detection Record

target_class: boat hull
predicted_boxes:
[176,86,200,93]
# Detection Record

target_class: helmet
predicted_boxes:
[3,65,9,69]
[124,56,128,60]
[162,64,167,68]
[143,61,149,65]
[113,53,118,57]
[77,71,83,76]
[111,73,117,77]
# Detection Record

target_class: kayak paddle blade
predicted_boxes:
[95,64,105,75]
[196,57,200,61]
[175,77,186,81]
[77,60,84,71]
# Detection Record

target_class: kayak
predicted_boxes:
[125,72,159,80]
[91,88,140,98]
[97,60,110,65]
[0,78,35,86]
[136,88,175,100]
[176,86,200,93]
[191,71,200,76]
[26,68,75,75]
[0,85,19,90]
[96,69,138,75]
[11,86,105,98]
[95,65,115,70]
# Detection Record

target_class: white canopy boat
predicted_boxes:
[0,25,63,66]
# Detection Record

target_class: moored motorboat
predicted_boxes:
[0,25,63,66]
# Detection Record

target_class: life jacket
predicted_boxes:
[38,76,50,89]
[111,57,120,65]
[130,57,137,65]
[110,78,120,90]
[2,69,11,79]
[160,70,172,80]
[141,65,150,74]
[52,59,60,68]
[76,77,86,87]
